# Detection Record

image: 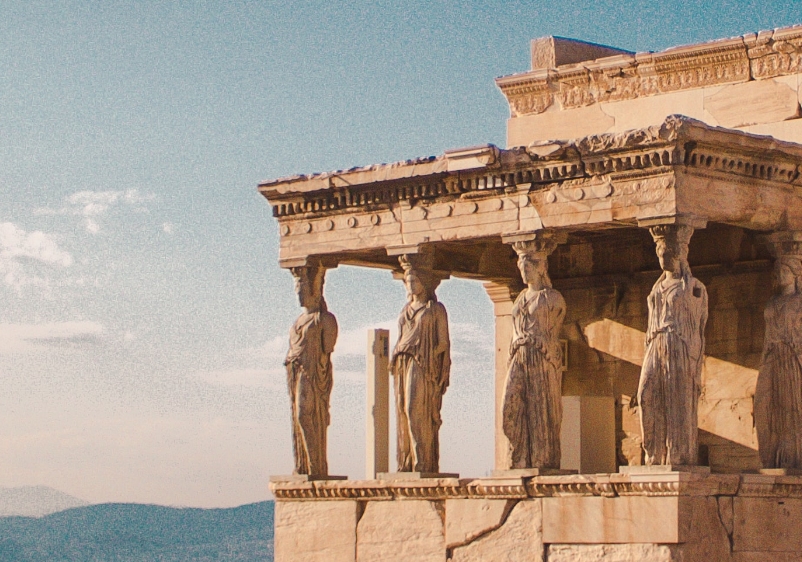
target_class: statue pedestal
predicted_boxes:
[758,467,802,476]
[619,465,711,475]
[377,471,459,480]
[492,468,577,478]
[269,474,348,483]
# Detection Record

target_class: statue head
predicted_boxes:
[512,237,556,289]
[290,263,327,312]
[399,255,440,302]
[776,256,802,295]
[650,225,693,277]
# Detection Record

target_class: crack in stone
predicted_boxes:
[446,499,519,559]
[715,495,736,553]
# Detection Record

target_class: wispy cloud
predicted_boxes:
[0,222,73,289]
[34,189,157,233]
[0,321,104,354]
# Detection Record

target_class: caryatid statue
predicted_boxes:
[284,263,338,476]
[503,235,566,469]
[755,246,802,469]
[638,225,708,466]
[390,254,451,473]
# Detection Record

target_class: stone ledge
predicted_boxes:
[269,472,783,501]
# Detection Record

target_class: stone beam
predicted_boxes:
[260,116,802,268]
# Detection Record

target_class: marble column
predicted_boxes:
[389,252,451,474]
[500,232,566,470]
[755,231,802,470]
[284,262,338,476]
[638,224,708,466]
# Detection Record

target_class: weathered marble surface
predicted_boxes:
[639,225,708,466]
[357,500,444,562]
[270,473,802,561]
[390,254,451,473]
[284,263,338,476]
[503,235,566,469]
[451,500,543,562]
[274,500,357,562]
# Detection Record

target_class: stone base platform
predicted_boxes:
[270,472,802,561]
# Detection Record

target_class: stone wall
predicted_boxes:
[549,224,771,472]
[271,474,802,561]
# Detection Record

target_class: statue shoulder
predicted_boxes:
[546,287,566,307]
[320,310,338,331]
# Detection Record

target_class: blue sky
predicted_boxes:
[1,1,801,507]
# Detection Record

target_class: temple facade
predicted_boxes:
[265,27,802,561]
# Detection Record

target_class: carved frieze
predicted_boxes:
[748,29,802,80]
[499,36,751,115]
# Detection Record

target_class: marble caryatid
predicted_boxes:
[755,254,802,469]
[390,254,451,473]
[284,263,338,476]
[638,225,708,466]
[503,235,566,469]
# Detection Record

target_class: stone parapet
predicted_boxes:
[271,473,802,561]
[496,25,802,118]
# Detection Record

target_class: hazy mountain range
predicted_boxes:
[0,487,90,518]
[0,488,274,561]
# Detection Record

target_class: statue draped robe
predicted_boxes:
[638,272,708,466]
[285,309,338,475]
[503,287,566,469]
[755,293,802,469]
[391,300,450,473]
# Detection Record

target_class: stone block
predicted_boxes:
[733,497,802,552]
[531,36,631,70]
[704,79,800,128]
[700,356,757,401]
[742,117,802,145]
[601,88,708,133]
[445,498,511,547]
[507,105,614,147]
[357,500,445,562]
[450,500,543,562]
[542,496,679,544]
[697,397,757,449]
[547,543,676,561]
[274,500,357,562]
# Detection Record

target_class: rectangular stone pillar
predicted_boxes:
[560,396,617,474]
[483,282,516,471]
[366,329,390,478]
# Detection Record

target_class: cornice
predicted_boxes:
[261,116,802,222]
[268,473,783,502]
[496,25,802,117]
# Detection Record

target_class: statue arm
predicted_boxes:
[435,303,451,391]
[696,282,709,376]
[320,312,338,355]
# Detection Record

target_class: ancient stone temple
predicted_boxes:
[265,27,802,561]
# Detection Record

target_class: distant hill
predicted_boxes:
[0,500,274,561]
[0,487,90,518]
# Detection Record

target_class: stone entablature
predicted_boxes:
[270,472,748,501]
[496,25,802,118]
[260,116,802,268]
